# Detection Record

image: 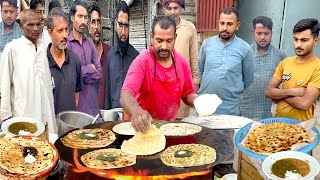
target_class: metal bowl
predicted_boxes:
[56,111,94,136]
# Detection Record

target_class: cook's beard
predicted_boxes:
[117,35,129,56]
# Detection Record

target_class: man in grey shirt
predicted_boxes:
[0,0,22,53]
[241,16,286,119]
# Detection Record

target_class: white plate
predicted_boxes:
[182,115,253,129]
[1,117,45,137]
[262,151,320,180]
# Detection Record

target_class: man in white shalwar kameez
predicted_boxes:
[0,9,57,134]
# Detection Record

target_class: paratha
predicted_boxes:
[159,123,202,136]
[244,123,309,155]
[61,128,116,149]
[0,136,58,180]
[161,144,216,167]
[81,148,136,169]
[121,125,166,155]
[112,122,136,135]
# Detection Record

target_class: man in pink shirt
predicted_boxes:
[120,15,198,132]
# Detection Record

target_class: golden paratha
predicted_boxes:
[161,144,216,167]
[159,123,202,136]
[81,148,136,169]
[121,125,165,155]
[112,122,135,135]
[61,128,116,149]
[0,136,58,180]
[244,123,309,155]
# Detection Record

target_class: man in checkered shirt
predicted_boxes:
[241,16,286,119]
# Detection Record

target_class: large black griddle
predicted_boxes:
[54,120,234,176]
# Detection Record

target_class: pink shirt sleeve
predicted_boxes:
[122,54,146,97]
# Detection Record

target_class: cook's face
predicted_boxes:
[1,1,18,27]
[35,4,46,26]
[294,29,318,57]
[254,23,272,49]
[218,12,240,41]
[115,11,129,42]
[71,5,88,34]
[163,2,182,22]
[151,24,176,59]
[88,10,101,43]
[48,17,68,50]
[21,14,42,43]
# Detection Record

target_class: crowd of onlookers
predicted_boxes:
[0,0,319,134]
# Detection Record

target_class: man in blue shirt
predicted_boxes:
[241,16,286,119]
[105,1,139,109]
[198,7,254,116]
[0,0,22,53]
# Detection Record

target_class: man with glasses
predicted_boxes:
[105,1,139,110]
[0,0,22,53]
[88,2,111,109]
[67,0,102,116]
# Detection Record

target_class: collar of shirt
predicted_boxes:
[176,18,187,29]
[47,43,70,68]
[252,43,273,57]
[67,31,88,43]
[217,34,237,46]
[113,42,135,57]
[1,22,19,35]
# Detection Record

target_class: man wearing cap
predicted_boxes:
[161,0,199,118]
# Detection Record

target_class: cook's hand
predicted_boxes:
[131,109,152,133]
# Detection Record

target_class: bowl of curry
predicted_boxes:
[1,117,45,137]
[262,151,319,179]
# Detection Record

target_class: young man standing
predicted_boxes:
[67,0,102,116]
[198,7,254,116]
[265,19,320,120]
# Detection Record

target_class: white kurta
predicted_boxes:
[0,36,57,133]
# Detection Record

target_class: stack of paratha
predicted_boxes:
[244,123,309,155]
[159,123,202,136]
[161,144,216,167]
[121,125,165,155]
[61,128,116,149]
[0,136,58,180]
[81,148,136,169]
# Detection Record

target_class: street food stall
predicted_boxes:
[54,120,235,179]
[0,115,319,180]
